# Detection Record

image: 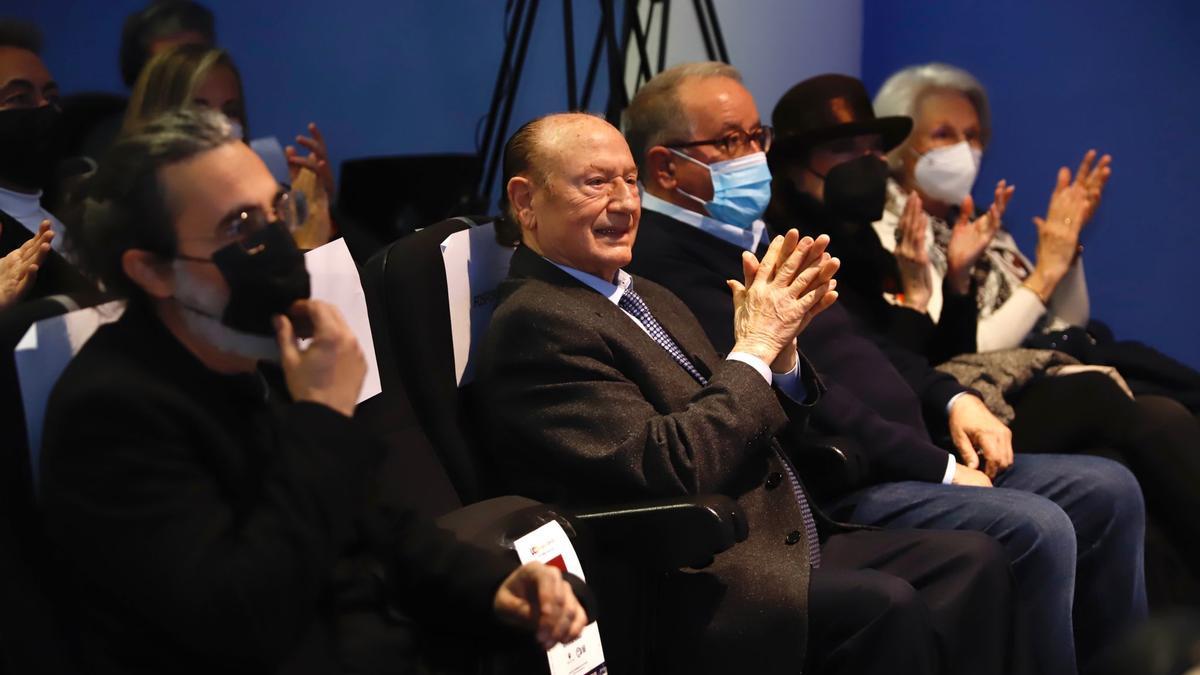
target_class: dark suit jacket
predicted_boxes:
[478,245,824,674]
[628,207,964,484]
[39,304,516,675]
[0,209,93,302]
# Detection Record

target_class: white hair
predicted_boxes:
[873,63,991,171]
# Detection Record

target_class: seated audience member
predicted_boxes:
[479,111,1022,675]
[123,44,334,248]
[67,0,216,161]
[0,20,92,301]
[39,109,588,674]
[623,63,1147,674]
[868,62,1200,578]
[874,63,1200,411]
[119,0,216,90]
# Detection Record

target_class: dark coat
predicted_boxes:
[627,207,964,484]
[39,305,515,675]
[477,244,824,674]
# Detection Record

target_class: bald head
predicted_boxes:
[502,113,640,281]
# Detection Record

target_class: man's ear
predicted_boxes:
[507,176,536,233]
[121,249,175,300]
[644,146,678,191]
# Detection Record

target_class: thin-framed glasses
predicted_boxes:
[180,190,306,252]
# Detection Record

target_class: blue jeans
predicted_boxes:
[824,454,1147,675]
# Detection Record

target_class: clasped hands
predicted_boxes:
[728,230,840,373]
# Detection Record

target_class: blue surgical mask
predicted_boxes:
[672,149,772,229]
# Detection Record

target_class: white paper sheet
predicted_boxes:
[440,222,516,386]
[304,237,382,403]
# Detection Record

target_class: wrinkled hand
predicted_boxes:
[1074,149,1112,224]
[286,122,336,197]
[274,299,366,418]
[728,230,839,367]
[947,394,1014,480]
[0,220,54,309]
[1026,163,1094,300]
[945,180,1013,295]
[894,190,933,312]
[494,562,589,651]
[951,463,993,487]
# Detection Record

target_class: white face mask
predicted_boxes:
[171,260,281,362]
[912,141,982,205]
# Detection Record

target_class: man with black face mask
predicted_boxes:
[38,108,590,675]
[628,68,1148,675]
[766,74,985,363]
[0,20,92,302]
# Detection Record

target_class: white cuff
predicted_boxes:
[945,390,974,416]
[941,454,957,484]
[727,351,773,384]
[727,352,808,403]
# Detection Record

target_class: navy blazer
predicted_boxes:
[628,206,964,484]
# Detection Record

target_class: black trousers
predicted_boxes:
[806,528,1022,675]
[1010,372,1200,576]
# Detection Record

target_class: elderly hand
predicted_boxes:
[945,180,1013,296]
[894,190,933,312]
[727,230,839,368]
[286,122,336,197]
[274,299,366,418]
[947,393,1014,481]
[1025,163,1095,302]
[0,220,54,310]
[1074,149,1112,224]
[494,562,589,651]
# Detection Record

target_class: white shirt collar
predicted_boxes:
[0,185,66,253]
[547,258,633,307]
[640,189,766,252]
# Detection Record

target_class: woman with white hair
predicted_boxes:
[871,62,1200,599]
[872,62,1100,351]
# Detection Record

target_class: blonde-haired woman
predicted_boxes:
[123,44,333,247]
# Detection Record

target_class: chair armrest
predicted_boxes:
[569,494,747,571]
[791,435,869,503]
[436,495,577,549]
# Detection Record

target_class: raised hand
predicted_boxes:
[1072,149,1112,224]
[273,299,366,418]
[285,122,336,197]
[728,230,839,369]
[894,190,933,312]
[0,220,54,309]
[1025,165,1093,303]
[945,179,1013,295]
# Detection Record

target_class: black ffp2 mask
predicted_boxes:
[820,154,890,225]
[206,222,311,336]
[0,105,63,191]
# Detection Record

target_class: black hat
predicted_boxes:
[771,74,912,158]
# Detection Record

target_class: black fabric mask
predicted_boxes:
[198,222,311,336]
[0,105,63,191]
[819,154,889,225]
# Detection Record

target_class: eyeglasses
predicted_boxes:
[667,125,774,156]
[210,190,306,250]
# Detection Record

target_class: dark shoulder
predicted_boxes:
[47,311,189,424]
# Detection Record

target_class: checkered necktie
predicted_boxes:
[617,284,820,567]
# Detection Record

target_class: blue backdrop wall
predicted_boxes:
[863,0,1200,370]
[15,1,1192,368]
